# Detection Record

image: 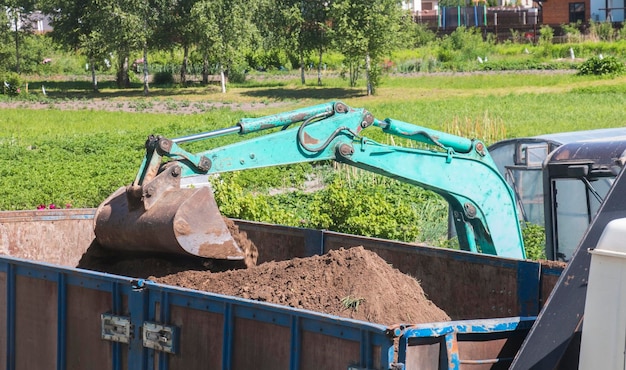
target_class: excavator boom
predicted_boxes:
[94,102,526,261]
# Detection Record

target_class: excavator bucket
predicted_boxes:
[93,184,246,261]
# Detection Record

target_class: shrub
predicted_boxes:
[577,55,625,76]
[538,25,554,45]
[1,72,22,96]
[588,20,616,41]
[153,71,174,85]
[522,222,546,260]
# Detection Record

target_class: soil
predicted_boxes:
[0,99,288,114]
[77,222,450,326]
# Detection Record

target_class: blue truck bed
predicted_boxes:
[0,209,563,369]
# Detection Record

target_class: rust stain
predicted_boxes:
[292,113,308,121]
[173,218,191,236]
[302,132,319,145]
[447,334,459,369]
[144,165,159,182]
[563,274,575,286]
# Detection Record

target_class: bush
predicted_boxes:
[1,72,22,96]
[577,55,625,76]
[588,20,616,41]
[522,222,546,260]
[153,71,174,85]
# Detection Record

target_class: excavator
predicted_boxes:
[93,101,527,262]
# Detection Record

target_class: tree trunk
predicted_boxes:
[123,56,130,88]
[202,53,209,85]
[365,53,372,96]
[14,15,20,74]
[143,45,149,95]
[117,54,130,88]
[349,61,358,87]
[181,45,189,86]
[90,57,98,92]
[317,48,323,86]
[219,65,226,93]
[300,50,305,85]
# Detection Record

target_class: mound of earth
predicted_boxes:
[153,247,450,325]
[78,229,449,326]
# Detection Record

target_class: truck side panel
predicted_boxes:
[0,256,393,370]
[0,209,567,369]
[0,209,95,267]
[0,209,563,319]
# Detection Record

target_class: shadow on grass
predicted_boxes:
[241,87,365,100]
[30,79,224,100]
[26,78,364,101]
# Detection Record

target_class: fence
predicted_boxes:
[414,6,540,29]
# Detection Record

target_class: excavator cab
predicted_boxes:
[485,128,626,261]
[543,137,626,261]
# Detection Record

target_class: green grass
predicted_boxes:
[2,71,625,244]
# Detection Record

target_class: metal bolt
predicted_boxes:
[335,102,348,113]
[249,153,255,159]
[475,142,485,156]
[361,113,374,128]
[338,144,354,157]
[464,202,477,218]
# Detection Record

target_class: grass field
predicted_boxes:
[1,71,625,249]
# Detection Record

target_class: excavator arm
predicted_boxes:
[94,102,526,261]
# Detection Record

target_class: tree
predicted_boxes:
[42,0,111,91]
[329,0,410,95]
[3,0,38,74]
[152,0,198,86]
[106,0,148,89]
[191,0,258,93]
[257,0,329,85]
[301,0,330,86]
[0,7,12,72]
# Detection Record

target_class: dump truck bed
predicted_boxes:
[0,209,564,369]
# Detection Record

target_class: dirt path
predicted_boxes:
[0,99,288,114]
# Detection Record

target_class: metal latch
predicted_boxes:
[101,314,132,343]
[142,322,178,354]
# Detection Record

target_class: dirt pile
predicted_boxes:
[78,235,449,326]
[153,247,450,325]
[78,246,450,325]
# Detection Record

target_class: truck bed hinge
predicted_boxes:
[101,313,132,344]
[142,322,178,354]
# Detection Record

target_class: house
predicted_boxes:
[3,9,53,34]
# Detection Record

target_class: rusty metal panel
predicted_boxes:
[236,221,311,263]
[400,317,534,370]
[15,275,57,370]
[300,331,361,370]
[0,209,95,267]
[232,318,290,370]
[405,338,441,370]
[457,331,528,370]
[168,306,224,370]
[540,264,563,308]
[66,285,113,370]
